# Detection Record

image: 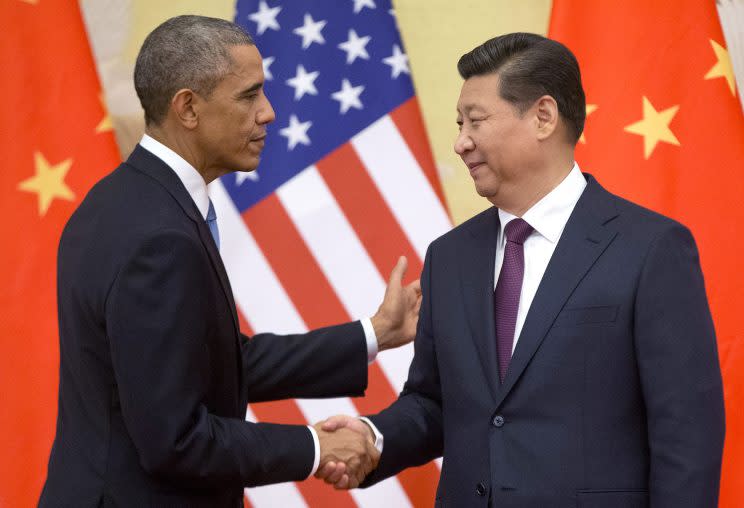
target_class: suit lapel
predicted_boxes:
[494,176,620,409]
[125,146,241,340]
[459,207,501,401]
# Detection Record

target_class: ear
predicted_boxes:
[171,88,199,129]
[534,95,558,141]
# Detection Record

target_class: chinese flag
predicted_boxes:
[549,2,744,506]
[0,0,121,505]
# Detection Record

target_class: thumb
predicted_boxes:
[388,256,408,289]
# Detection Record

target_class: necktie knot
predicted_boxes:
[504,218,533,245]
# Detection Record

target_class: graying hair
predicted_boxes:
[134,15,254,126]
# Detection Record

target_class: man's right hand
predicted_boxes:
[313,420,379,489]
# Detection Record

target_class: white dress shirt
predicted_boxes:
[138,134,380,476]
[495,163,587,351]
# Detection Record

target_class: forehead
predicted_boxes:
[457,72,504,113]
[222,44,264,85]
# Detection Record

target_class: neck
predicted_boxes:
[144,125,222,184]
[495,150,575,216]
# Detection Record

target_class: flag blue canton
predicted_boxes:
[224,0,414,212]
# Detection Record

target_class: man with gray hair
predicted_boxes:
[39,15,419,507]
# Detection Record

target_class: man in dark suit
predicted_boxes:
[319,33,725,507]
[39,15,420,507]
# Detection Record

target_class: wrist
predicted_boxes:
[371,313,394,352]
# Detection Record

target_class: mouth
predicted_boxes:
[251,134,267,142]
[466,161,486,173]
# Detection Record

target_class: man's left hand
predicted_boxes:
[371,256,422,352]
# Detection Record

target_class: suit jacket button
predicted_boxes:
[492,415,505,427]
[476,482,487,496]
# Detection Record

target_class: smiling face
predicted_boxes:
[194,44,275,177]
[455,72,543,213]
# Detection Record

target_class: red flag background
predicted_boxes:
[0,0,121,506]
[549,2,744,506]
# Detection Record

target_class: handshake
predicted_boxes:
[313,415,379,489]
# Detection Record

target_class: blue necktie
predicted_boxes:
[206,199,220,250]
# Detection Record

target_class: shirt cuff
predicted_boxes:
[360,318,378,363]
[306,425,320,478]
[359,417,384,453]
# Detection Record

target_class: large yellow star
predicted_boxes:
[579,104,598,144]
[704,39,736,96]
[623,96,680,159]
[18,152,75,216]
[95,93,113,133]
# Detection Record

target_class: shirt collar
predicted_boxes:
[498,162,587,244]
[139,134,210,220]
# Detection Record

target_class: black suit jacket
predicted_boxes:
[364,175,725,508]
[39,146,369,507]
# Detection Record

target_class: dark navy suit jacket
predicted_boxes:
[364,175,725,508]
[39,146,369,507]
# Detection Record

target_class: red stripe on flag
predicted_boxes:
[243,194,348,327]
[316,143,422,280]
[390,98,449,214]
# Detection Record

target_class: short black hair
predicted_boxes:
[458,32,586,144]
[134,15,254,126]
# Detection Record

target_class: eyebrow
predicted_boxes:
[457,104,484,115]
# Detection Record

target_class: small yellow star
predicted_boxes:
[18,152,75,216]
[623,96,680,159]
[704,39,736,96]
[95,93,113,133]
[579,104,598,144]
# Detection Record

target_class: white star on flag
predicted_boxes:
[338,29,371,64]
[279,114,312,150]
[353,0,376,13]
[331,79,365,114]
[248,0,281,35]
[235,171,259,185]
[286,65,320,101]
[293,13,327,49]
[262,56,275,81]
[383,44,410,78]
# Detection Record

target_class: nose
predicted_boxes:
[454,129,473,155]
[258,93,276,125]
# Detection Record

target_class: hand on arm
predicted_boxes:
[371,256,422,352]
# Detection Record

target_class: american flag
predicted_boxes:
[208,0,452,506]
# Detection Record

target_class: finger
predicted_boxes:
[334,474,350,490]
[388,256,407,288]
[321,415,349,431]
[315,461,336,479]
[324,462,346,484]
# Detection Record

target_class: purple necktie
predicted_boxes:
[494,218,533,383]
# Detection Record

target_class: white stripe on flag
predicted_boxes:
[210,181,306,335]
[277,166,385,320]
[352,116,452,262]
